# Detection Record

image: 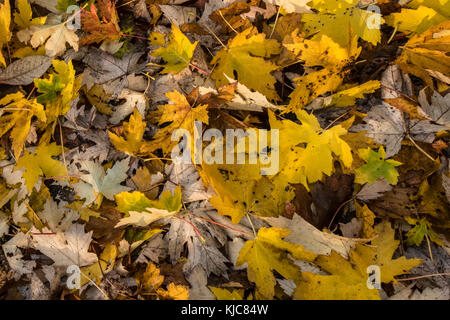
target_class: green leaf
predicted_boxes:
[354,146,402,185]
[35,75,64,104]
[405,217,443,246]
[56,0,78,12]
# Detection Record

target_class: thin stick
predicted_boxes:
[198,20,227,49]
[269,6,281,39]
[44,174,81,180]
[218,10,238,34]
[246,214,257,237]
[58,118,67,171]
[117,0,139,8]
[396,273,450,282]
[406,134,435,162]
[143,157,173,162]
[324,110,352,130]
[387,25,398,44]
[121,33,148,40]
[26,87,36,100]
[79,270,110,300]
[189,63,211,76]
[328,197,355,230]
[424,233,434,262]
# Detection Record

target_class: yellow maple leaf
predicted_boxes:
[0,0,12,67]
[17,21,79,57]
[269,110,353,190]
[385,0,449,34]
[157,283,189,300]
[137,262,189,300]
[14,0,46,30]
[236,227,316,299]
[287,68,344,112]
[34,60,82,124]
[294,221,423,300]
[152,24,198,74]
[201,162,293,224]
[355,201,376,239]
[141,262,164,294]
[209,287,245,300]
[0,92,46,159]
[12,46,46,58]
[302,0,384,46]
[396,20,450,88]
[142,90,208,155]
[80,244,117,287]
[15,142,67,191]
[211,27,281,101]
[284,35,362,112]
[109,108,146,156]
[325,80,381,108]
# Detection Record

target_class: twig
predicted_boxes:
[324,110,352,130]
[424,233,434,262]
[58,118,67,171]
[269,6,281,39]
[44,174,81,180]
[406,133,435,162]
[198,19,227,49]
[246,214,257,237]
[121,33,148,40]
[396,273,450,282]
[327,197,355,230]
[189,63,211,76]
[387,25,398,44]
[218,10,238,34]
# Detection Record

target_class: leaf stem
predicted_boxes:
[175,216,205,242]
[189,214,252,238]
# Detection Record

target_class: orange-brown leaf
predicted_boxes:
[80,0,120,44]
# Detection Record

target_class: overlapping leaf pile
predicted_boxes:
[0,0,449,300]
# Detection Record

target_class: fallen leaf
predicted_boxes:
[17,21,79,57]
[211,27,281,101]
[152,24,198,74]
[293,221,423,300]
[72,157,131,206]
[236,227,316,299]
[31,224,98,267]
[0,55,52,85]
[80,0,121,44]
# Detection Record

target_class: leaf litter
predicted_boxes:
[0,0,449,301]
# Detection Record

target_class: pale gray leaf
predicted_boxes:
[418,90,450,127]
[356,180,393,201]
[0,56,52,85]
[83,48,145,85]
[166,214,228,277]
